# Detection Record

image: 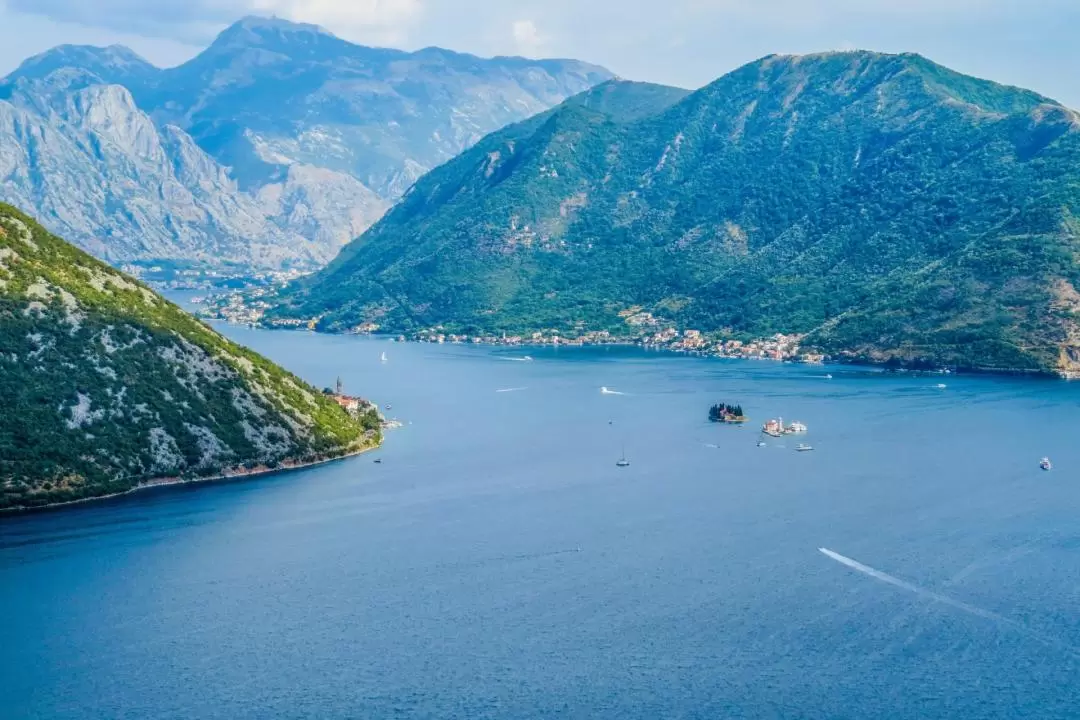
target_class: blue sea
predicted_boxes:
[3,326,1080,719]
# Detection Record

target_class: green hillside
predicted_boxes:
[268,52,1080,374]
[0,204,379,509]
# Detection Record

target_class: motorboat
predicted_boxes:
[795,444,814,452]
[1040,457,1052,471]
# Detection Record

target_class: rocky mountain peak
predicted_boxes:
[1,44,156,91]
[203,15,356,62]
[0,24,613,271]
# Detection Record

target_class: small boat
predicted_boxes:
[825,374,833,379]
[616,445,631,467]
[1040,457,1052,471]
[795,444,814,452]
[757,441,766,447]
[384,403,392,410]
[936,383,947,389]
[374,459,382,464]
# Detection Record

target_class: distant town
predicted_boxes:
[129,265,309,292]
[197,290,821,364]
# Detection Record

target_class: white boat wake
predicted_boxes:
[495,387,528,393]
[600,386,626,395]
[499,356,534,362]
[819,548,1079,656]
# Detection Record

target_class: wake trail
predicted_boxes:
[504,547,583,562]
[819,548,1080,657]
[495,387,528,393]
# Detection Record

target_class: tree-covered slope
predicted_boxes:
[0,204,379,510]
[271,53,1080,374]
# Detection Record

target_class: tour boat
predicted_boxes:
[795,444,814,452]
[762,418,784,437]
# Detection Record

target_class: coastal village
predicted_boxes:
[324,377,403,432]
[201,290,818,364]
[400,327,814,363]
[325,376,368,415]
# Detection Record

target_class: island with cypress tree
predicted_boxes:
[708,403,748,424]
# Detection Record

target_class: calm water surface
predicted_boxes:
[3,325,1080,719]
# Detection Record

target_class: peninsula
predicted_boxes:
[0,204,381,511]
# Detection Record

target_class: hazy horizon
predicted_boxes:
[1,1,1078,107]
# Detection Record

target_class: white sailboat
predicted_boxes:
[616,444,631,467]
[380,351,388,364]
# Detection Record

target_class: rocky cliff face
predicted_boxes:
[0,70,330,268]
[0,18,612,270]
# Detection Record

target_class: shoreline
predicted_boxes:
[358,331,1070,380]
[2,441,380,515]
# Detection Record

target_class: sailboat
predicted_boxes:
[616,444,631,467]
[380,351,388,364]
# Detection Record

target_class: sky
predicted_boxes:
[1,0,1079,107]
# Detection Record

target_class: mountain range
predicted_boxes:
[269,52,1080,375]
[0,203,380,510]
[0,17,612,270]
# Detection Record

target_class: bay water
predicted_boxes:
[3,326,1080,718]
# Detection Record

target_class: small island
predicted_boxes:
[709,402,748,424]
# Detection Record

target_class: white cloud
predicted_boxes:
[511,19,546,56]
